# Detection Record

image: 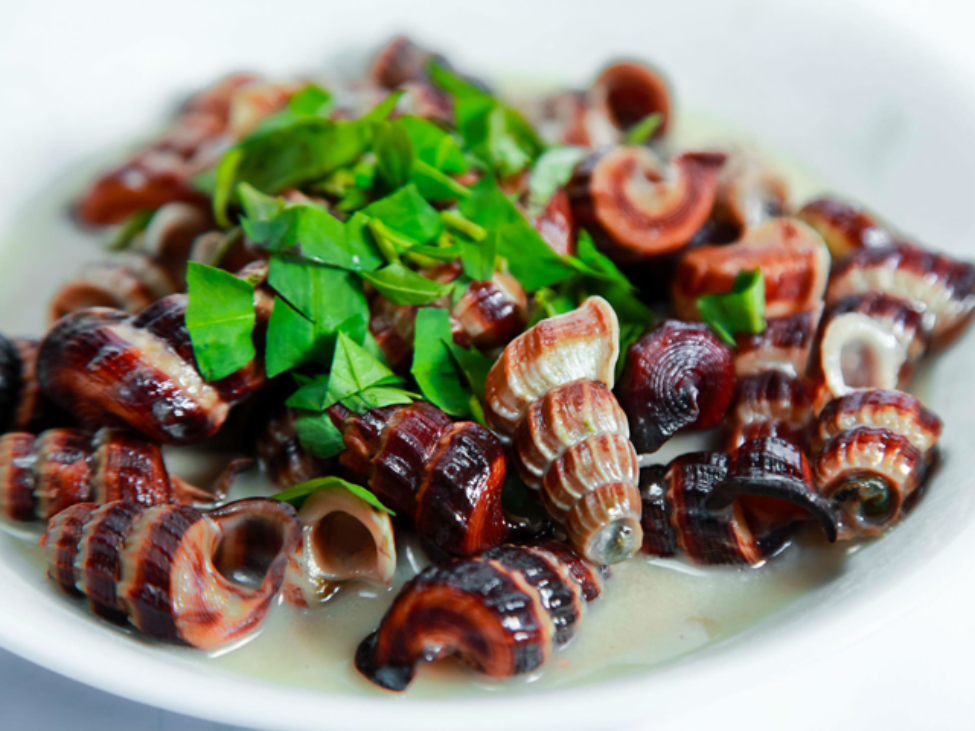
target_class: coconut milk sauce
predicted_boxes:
[0,109,851,697]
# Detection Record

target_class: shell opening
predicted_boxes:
[834,474,897,529]
[587,518,641,565]
[212,513,289,590]
[310,511,380,580]
[822,313,904,398]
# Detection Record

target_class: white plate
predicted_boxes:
[1,1,974,729]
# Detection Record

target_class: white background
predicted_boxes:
[0,0,973,729]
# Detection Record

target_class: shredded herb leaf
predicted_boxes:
[362,262,453,305]
[526,146,587,217]
[185,263,256,381]
[362,184,443,243]
[696,269,767,346]
[624,112,664,146]
[271,475,395,515]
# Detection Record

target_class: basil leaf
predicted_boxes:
[625,112,664,146]
[527,146,587,217]
[411,307,472,417]
[696,269,767,346]
[460,175,575,291]
[447,339,493,401]
[363,185,443,243]
[213,148,243,228]
[327,331,401,404]
[286,373,331,411]
[294,410,346,460]
[287,84,332,117]
[374,120,414,191]
[528,286,576,327]
[362,263,452,305]
[107,210,154,251]
[411,158,471,201]
[341,385,417,412]
[272,475,394,515]
[459,231,497,281]
[185,263,256,381]
[571,232,636,290]
[397,116,467,174]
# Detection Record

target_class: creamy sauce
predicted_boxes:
[0,111,853,697]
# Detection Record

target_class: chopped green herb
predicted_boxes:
[526,146,587,217]
[286,84,333,117]
[107,210,154,251]
[361,263,453,305]
[374,120,414,191]
[326,331,402,405]
[185,263,256,381]
[411,307,474,417]
[624,112,664,146]
[397,116,467,174]
[293,411,346,461]
[271,475,394,515]
[696,269,767,346]
[458,230,498,281]
[362,184,443,243]
[460,175,575,291]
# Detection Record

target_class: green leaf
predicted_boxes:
[374,120,414,191]
[528,286,576,327]
[327,331,401,404]
[341,385,417,412]
[294,409,346,459]
[696,269,767,346]
[526,146,587,217]
[362,262,453,305]
[459,230,498,281]
[624,112,664,146]
[460,175,575,291]
[272,475,395,515]
[107,210,154,251]
[397,116,467,173]
[447,339,494,401]
[287,84,332,117]
[411,307,472,417]
[185,263,256,381]
[362,184,443,243]
[411,158,471,201]
[213,148,243,228]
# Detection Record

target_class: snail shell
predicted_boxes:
[569,148,726,261]
[812,427,926,539]
[711,146,790,236]
[734,306,822,378]
[354,541,603,691]
[797,196,894,260]
[255,406,330,489]
[727,371,813,450]
[0,336,67,434]
[282,487,397,608]
[616,319,736,454]
[43,498,301,648]
[826,241,975,345]
[529,188,575,257]
[484,296,619,442]
[329,401,508,558]
[673,217,831,321]
[485,298,642,564]
[37,266,271,445]
[0,427,217,523]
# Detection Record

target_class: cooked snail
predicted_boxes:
[485,297,642,564]
[797,196,894,260]
[0,335,67,434]
[617,319,736,453]
[354,541,603,691]
[43,498,300,648]
[726,371,813,450]
[734,306,821,378]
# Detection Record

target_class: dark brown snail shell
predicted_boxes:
[826,241,975,346]
[75,74,258,225]
[639,452,795,565]
[709,437,838,542]
[673,217,831,321]
[255,407,330,489]
[328,400,508,558]
[354,541,603,691]
[617,319,736,454]
[812,426,926,539]
[797,196,894,260]
[42,498,301,648]
[726,371,813,450]
[370,36,443,90]
[37,267,271,445]
[0,427,218,522]
[569,147,726,262]
[0,336,67,434]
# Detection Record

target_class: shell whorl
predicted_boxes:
[43,498,301,648]
[354,541,603,691]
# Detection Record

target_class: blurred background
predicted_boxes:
[0,0,972,728]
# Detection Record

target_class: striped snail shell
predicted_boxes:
[486,298,642,565]
[0,335,68,435]
[354,541,603,691]
[43,497,301,648]
[0,427,218,523]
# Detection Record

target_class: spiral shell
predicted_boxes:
[797,196,894,260]
[43,498,300,648]
[0,427,218,523]
[329,401,508,558]
[812,427,926,539]
[569,148,726,261]
[727,371,813,450]
[673,217,831,321]
[484,296,619,442]
[617,319,736,454]
[826,241,975,345]
[734,306,821,378]
[529,188,575,257]
[255,407,330,489]
[282,487,397,608]
[0,336,67,434]
[711,147,790,236]
[38,266,271,445]
[354,541,603,691]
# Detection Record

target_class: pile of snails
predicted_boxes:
[0,36,970,693]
